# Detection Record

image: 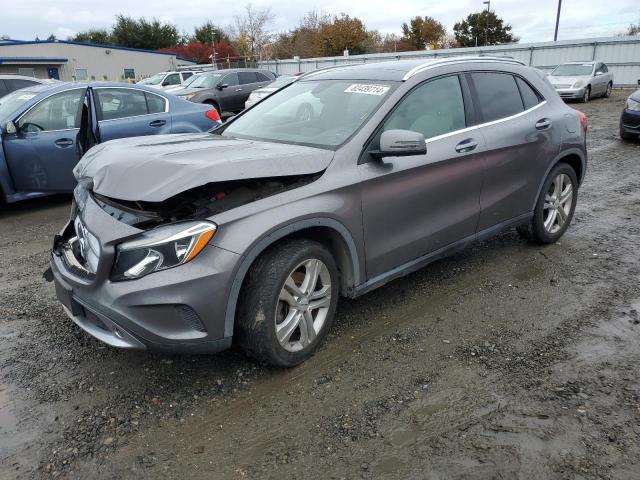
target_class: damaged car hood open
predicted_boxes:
[74,133,334,202]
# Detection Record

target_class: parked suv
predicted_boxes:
[174,68,275,114]
[547,61,613,103]
[48,57,587,366]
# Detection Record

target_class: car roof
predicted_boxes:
[11,81,175,96]
[561,61,595,65]
[301,56,527,82]
[0,74,48,82]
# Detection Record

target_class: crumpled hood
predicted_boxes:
[74,133,334,202]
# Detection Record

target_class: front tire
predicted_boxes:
[235,239,339,367]
[603,82,612,98]
[581,86,590,103]
[517,163,578,244]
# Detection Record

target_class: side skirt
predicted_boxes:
[353,212,532,297]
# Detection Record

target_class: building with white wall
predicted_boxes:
[0,40,194,82]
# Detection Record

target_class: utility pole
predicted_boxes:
[554,0,562,41]
[483,1,490,46]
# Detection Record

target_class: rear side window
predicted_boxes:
[256,72,272,82]
[182,72,193,80]
[163,73,180,86]
[515,77,541,110]
[239,71,259,84]
[471,72,523,122]
[96,88,165,120]
[384,75,466,140]
[146,92,166,114]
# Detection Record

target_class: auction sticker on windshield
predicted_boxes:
[344,84,390,96]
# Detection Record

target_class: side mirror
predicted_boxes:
[217,84,228,90]
[371,129,426,159]
[5,121,17,134]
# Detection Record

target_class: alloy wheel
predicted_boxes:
[543,173,573,234]
[275,258,332,352]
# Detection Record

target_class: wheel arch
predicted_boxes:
[531,148,586,211]
[222,218,362,338]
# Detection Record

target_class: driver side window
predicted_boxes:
[221,73,239,87]
[19,89,84,132]
[384,76,466,140]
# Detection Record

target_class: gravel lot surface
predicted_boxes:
[1,91,640,480]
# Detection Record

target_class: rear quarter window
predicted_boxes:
[471,72,524,122]
[515,77,542,110]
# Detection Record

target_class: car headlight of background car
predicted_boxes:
[572,80,586,88]
[626,97,640,111]
[112,222,216,281]
[180,93,197,100]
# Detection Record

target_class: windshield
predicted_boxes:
[190,73,223,89]
[0,89,37,120]
[267,76,297,89]
[143,73,166,85]
[181,74,201,87]
[551,64,594,76]
[223,80,397,148]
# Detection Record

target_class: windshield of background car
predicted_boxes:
[181,74,201,87]
[551,64,594,76]
[222,80,397,148]
[0,89,37,120]
[144,73,166,85]
[190,73,223,89]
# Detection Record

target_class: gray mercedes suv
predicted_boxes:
[47,57,588,366]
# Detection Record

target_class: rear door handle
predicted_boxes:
[535,118,552,130]
[149,120,166,127]
[54,138,74,148]
[455,138,478,153]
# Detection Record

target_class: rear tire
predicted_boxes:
[235,239,339,367]
[517,163,578,244]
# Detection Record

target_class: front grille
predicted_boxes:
[554,84,572,89]
[74,216,100,273]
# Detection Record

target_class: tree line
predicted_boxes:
[63,4,521,63]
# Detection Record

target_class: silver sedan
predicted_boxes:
[547,61,614,103]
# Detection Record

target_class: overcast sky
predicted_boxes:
[1,0,638,44]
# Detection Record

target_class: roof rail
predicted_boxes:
[298,63,359,80]
[402,56,527,81]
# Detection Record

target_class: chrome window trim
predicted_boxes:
[92,86,169,123]
[15,87,86,131]
[403,57,526,81]
[424,101,547,144]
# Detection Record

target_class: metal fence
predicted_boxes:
[258,36,640,87]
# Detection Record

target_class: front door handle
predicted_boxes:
[455,138,478,153]
[535,118,552,130]
[54,138,74,148]
[149,120,166,127]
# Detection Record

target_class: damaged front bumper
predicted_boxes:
[47,193,242,354]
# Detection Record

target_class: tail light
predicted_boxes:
[205,109,221,123]
[577,111,588,133]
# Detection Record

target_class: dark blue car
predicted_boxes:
[0,82,222,203]
[620,89,640,141]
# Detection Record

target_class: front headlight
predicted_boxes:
[626,97,640,111]
[179,93,196,100]
[111,222,216,281]
[573,80,585,88]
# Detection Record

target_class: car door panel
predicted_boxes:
[472,74,561,230]
[2,88,85,192]
[94,88,172,141]
[359,74,484,279]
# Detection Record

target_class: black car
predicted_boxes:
[620,89,640,141]
[172,68,275,115]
